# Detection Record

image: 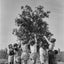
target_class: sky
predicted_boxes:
[0,0,64,51]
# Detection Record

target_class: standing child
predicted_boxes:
[21,40,30,64]
[8,44,14,64]
[43,36,55,51]
[44,36,56,64]
[30,39,37,64]
[17,40,23,64]
[39,42,48,64]
[14,43,21,64]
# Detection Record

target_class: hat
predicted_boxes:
[30,40,35,46]
[14,43,18,47]
[50,38,56,43]
[8,44,12,48]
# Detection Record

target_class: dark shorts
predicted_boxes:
[48,50,55,64]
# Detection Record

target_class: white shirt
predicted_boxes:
[39,47,45,56]
[21,43,28,52]
[39,47,48,63]
[7,48,14,62]
[44,36,55,50]
[30,44,37,53]
[49,42,55,50]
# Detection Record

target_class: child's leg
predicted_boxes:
[19,59,21,64]
[40,56,45,64]
[22,60,26,64]
[25,60,28,64]
[11,62,13,64]
[33,59,36,64]
[8,62,11,64]
[9,62,12,64]
[33,55,37,64]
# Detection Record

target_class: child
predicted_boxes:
[44,36,56,64]
[14,43,21,64]
[21,40,30,64]
[39,42,48,64]
[8,44,14,64]
[30,40,37,64]
[43,36,56,51]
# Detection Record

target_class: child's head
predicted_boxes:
[8,44,12,49]
[13,43,19,51]
[50,38,56,43]
[22,40,28,45]
[40,41,49,49]
[14,43,18,48]
[44,43,49,49]
[30,40,35,46]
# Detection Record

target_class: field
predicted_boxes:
[0,59,8,64]
[0,52,64,64]
[58,62,64,64]
[0,59,64,64]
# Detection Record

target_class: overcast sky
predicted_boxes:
[0,0,64,51]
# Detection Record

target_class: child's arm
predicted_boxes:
[34,34,37,46]
[43,36,51,45]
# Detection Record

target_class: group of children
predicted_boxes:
[8,36,58,64]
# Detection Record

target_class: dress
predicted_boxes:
[30,44,37,60]
[14,49,21,64]
[21,44,29,61]
[39,47,48,64]
[8,48,14,63]
[8,55,14,63]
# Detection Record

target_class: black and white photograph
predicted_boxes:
[0,0,64,64]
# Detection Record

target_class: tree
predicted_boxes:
[12,5,53,49]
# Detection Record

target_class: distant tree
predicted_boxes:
[12,5,53,50]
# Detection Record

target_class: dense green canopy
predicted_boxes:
[12,5,53,47]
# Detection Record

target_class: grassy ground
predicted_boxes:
[58,62,64,64]
[0,59,8,64]
[0,59,64,64]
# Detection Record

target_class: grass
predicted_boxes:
[0,59,8,64]
[0,59,64,64]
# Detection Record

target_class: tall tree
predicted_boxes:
[12,5,53,48]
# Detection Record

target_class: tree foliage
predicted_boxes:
[12,5,53,47]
